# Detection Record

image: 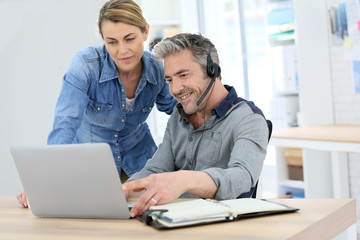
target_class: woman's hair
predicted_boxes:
[152,33,220,78]
[98,0,147,38]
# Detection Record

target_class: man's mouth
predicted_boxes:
[180,92,192,100]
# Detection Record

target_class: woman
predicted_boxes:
[17,0,177,207]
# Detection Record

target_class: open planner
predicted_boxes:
[140,198,299,229]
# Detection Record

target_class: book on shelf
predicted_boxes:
[139,198,299,229]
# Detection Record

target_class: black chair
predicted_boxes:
[251,119,273,198]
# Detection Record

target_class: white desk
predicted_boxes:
[270,124,360,198]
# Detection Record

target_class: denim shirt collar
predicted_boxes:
[177,85,237,121]
[99,47,158,85]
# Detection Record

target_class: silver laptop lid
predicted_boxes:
[10,143,130,219]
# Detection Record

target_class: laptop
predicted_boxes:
[10,143,131,219]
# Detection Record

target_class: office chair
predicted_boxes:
[237,119,273,199]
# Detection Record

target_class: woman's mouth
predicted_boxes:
[119,56,133,63]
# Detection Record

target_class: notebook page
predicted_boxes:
[221,199,287,215]
[150,199,230,221]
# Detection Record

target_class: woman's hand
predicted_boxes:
[17,191,28,208]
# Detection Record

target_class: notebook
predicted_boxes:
[141,198,299,229]
[10,143,131,219]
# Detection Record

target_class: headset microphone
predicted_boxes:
[196,53,221,106]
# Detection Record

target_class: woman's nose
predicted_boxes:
[117,43,127,55]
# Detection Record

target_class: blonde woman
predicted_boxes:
[17,0,177,207]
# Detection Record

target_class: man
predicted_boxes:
[122,33,269,217]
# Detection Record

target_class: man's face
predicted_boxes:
[164,49,210,115]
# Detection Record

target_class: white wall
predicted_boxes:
[294,0,360,233]
[325,0,360,233]
[0,0,104,195]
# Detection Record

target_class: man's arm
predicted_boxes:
[122,170,217,217]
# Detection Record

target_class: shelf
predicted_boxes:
[279,180,305,198]
[268,30,295,47]
[279,179,305,189]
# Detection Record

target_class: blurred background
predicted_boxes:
[2,1,360,222]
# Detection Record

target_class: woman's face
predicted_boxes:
[102,20,149,73]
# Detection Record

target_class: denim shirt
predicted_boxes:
[129,86,269,199]
[48,45,178,176]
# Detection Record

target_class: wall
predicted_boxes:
[0,0,104,195]
[326,0,360,232]
[294,0,360,233]
[329,26,360,233]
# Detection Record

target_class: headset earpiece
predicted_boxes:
[196,53,221,106]
[207,53,220,78]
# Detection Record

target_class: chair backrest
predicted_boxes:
[251,119,273,198]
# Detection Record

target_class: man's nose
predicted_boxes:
[170,79,183,96]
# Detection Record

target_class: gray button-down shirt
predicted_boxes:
[129,86,269,200]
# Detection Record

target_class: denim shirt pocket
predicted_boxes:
[198,131,222,166]
[86,98,113,125]
[138,100,155,124]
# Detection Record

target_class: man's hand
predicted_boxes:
[122,172,186,217]
[17,191,28,208]
[122,170,217,217]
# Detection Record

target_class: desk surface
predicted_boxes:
[271,124,360,143]
[0,197,356,240]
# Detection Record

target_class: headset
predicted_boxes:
[196,53,221,106]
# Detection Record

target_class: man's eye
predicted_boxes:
[180,73,188,78]
[165,79,172,84]
[107,41,116,45]
[127,38,135,42]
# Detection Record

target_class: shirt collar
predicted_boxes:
[177,85,237,121]
[211,85,238,118]
[99,47,158,85]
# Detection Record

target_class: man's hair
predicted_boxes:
[98,0,147,39]
[152,33,221,78]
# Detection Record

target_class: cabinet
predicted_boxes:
[272,0,334,199]
[277,147,305,198]
[265,0,305,197]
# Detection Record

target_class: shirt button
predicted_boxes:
[187,161,193,168]
[116,142,119,146]
[114,134,118,137]
[122,104,125,108]
[189,137,193,142]
[121,119,125,122]
[97,107,101,111]
[130,109,133,111]
[117,156,120,159]
[122,89,124,92]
